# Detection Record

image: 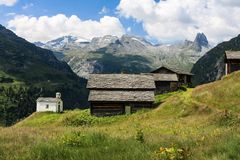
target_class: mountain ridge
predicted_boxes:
[35,33,211,79]
[35,33,209,52]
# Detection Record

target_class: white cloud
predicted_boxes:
[7,14,126,42]
[99,6,109,15]
[22,3,34,10]
[0,0,17,6]
[127,27,131,32]
[117,0,240,43]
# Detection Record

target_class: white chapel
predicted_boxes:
[36,92,63,113]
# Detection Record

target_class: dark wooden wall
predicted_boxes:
[152,67,192,86]
[178,75,192,86]
[155,81,178,94]
[227,62,240,74]
[225,59,240,75]
[91,103,125,116]
[90,102,153,116]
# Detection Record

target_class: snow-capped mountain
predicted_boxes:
[90,35,119,49]
[35,36,90,51]
[35,33,211,79]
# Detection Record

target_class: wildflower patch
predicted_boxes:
[154,147,191,160]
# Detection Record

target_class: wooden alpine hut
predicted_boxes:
[87,74,156,116]
[151,66,193,93]
[225,51,240,75]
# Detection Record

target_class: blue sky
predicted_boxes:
[1,0,240,44]
[1,0,120,20]
[0,0,149,42]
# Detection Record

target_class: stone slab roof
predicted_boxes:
[87,74,155,89]
[37,97,58,102]
[225,51,240,60]
[143,73,178,81]
[151,66,194,76]
[153,73,178,81]
[88,90,155,102]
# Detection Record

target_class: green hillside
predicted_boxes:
[0,25,88,126]
[0,72,240,160]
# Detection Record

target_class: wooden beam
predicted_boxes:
[225,63,228,75]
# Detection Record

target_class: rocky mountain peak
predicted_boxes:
[34,35,90,50]
[120,34,152,47]
[90,35,119,48]
[46,36,77,46]
[92,35,118,42]
[194,33,209,51]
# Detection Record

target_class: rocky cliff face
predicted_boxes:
[35,33,211,79]
[193,33,209,51]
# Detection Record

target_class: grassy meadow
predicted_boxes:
[1,72,240,160]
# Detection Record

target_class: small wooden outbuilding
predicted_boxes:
[142,73,179,94]
[225,51,240,75]
[87,74,156,116]
[151,66,193,93]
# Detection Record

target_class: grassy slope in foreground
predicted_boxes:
[1,72,240,160]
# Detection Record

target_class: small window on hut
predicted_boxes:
[46,104,49,109]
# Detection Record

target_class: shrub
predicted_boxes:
[62,110,99,126]
[62,110,119,126]
[135,129,144,143]
[178,85,188,91]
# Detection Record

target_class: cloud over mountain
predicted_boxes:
[117,0,240,43]
[8,14,125,42]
